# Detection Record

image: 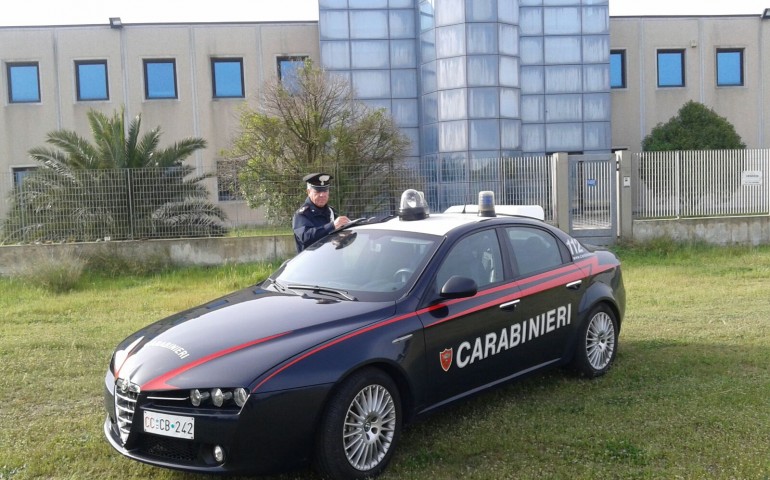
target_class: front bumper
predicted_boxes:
[103,371,332,474]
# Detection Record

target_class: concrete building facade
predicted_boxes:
[2,5,770,225]
[0,21,319,222]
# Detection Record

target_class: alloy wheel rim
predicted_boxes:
[586,311,615,370]
[343,384,397,471]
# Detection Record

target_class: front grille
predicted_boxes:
[114,378,139,444]
[138,434,199,463]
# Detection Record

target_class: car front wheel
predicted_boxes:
[314,367,402,480]
[572,304,618,377]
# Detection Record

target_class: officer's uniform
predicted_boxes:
[292,173,338,253]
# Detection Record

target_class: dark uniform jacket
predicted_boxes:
[292,197,337,252]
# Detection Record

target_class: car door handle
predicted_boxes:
[499,299,520,311]
[566,280,582,290]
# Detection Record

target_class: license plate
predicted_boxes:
[143,411,195,440]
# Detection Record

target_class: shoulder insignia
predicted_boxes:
[297,206,309,214]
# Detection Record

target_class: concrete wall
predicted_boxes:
[632,217,770,246]
[0,235,295,277]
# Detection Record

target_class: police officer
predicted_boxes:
[292,172,350,252]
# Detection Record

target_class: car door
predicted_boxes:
[503,226,585,369]
[418,228,524,406]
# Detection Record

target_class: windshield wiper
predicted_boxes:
[285,283,358,301]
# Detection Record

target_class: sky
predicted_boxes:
[0,0,768,27]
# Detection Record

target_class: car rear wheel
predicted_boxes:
[571,304,618,377]
[314,367,402,480]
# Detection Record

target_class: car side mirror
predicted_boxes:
[440,275,477,299]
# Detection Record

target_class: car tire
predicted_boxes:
[314,367,402,480]
[571,304,618,377]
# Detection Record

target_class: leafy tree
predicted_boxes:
[2,108,226,243]
[640,101,746,213]
[642,100,745,151]
[223,61,414,224]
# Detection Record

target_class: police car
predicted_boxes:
[103,190,625,480]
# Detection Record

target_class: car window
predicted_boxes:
[277,229,438,299]
[506,227,564,277]
[435,229,503,291]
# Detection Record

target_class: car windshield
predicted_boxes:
[273,228,440,301]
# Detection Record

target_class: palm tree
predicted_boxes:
[2,108,226,243]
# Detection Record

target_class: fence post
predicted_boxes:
[617,151,634,241]
[127,169,135,240]
[553,152,570,233]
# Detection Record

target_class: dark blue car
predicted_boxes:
[103,190,625,479]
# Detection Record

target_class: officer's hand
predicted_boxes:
[334,216,351,229]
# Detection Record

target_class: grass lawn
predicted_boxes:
[0,243,768,479]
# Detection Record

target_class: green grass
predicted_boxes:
[1,245,769,479]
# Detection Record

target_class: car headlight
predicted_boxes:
[189,387,244,408]
[234,388,249,407]
[190,388,210,407]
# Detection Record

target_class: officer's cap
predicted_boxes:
[304,172,333,191]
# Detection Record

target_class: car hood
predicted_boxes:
[112,285,395,392]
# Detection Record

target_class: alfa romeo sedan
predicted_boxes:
[103,190,625,480]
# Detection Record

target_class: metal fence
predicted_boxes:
[0,167,226,244]
[633,149,770,219]
[0,157,556,245]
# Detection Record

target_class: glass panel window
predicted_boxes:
[350,10,388,39]
[320,10,349,40]
[322,41,351,69]
[717,48,743,86]
[439,88,467,121]
[468,56,497,86]
[7,62,40,103]
[12,166,37,188]
[278,56,308,93]
[76,60,108,101]
[144,59,177,99]
[351,41,390,69]
[499,24,518,56]
[519,7,543,35]
[467,24,497,54]
[468,88,499,118]
[436,25,466,58]
[352,70,390,98]
[216,160,242,202]
[610,50,626,88]
[466,0,496,22]
[389,9,415,39]
[392,99,419,126]
[211,58,244,98]
[391,40,418,68]
[583,36,609,63]
[500,87,519,118]
[657,49,685,88]
[470,119,500,150]
[545,94,582,122]
[544,36,581,64]
[582,6,609,34]
[543,7,580,35]
[391,69,418,97]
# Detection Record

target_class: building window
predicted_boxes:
[76,60,109,101]
[7,62,41,103]
[216,160,243,202]
[212,58,244,98]
[277,56,307,93]
[717,48,744,86]
[143,59,177,99]
[610,50,626,89]
[12,166,37,188]
[657,49,685,87]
